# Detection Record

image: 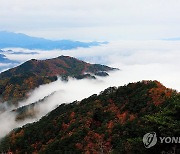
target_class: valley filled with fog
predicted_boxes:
[0,40,180,139]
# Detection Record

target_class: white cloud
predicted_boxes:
[0,110,37,139]
[4,40,180,66]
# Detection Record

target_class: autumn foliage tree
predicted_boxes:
[0,80,179,154]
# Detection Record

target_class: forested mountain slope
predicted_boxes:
[0,80,179,153]
[0,56,116,104]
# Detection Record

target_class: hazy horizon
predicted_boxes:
[2,30,180,42]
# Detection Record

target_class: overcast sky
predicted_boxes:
[0,0,180,40]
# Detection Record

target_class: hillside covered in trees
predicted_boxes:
[0,56,116,104]
[0,80,179,153]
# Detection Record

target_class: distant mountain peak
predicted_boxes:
[0,31,107,50]
[0,56,117,104]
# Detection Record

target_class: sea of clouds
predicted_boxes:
[2,40,180,90]
[0,40,180,139]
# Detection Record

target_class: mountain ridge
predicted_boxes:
[0,56,117,104]
[0,31,107,50]
[0,80,179,153]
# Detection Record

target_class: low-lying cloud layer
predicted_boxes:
[2,40,180,91]
[0,75,118,139]
[0,40,180,139]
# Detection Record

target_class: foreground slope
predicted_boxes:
[0,56,116,104]
[0,81,179,153]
